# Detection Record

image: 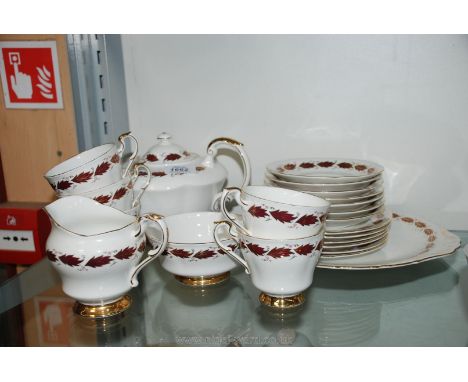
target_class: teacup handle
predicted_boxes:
[204,137,251,189]
[130,214,168,287]
[117,132,139,178]
[219,187,250,235]
[129,163,152,208]
[214,220,250,274]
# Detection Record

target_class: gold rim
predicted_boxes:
[73,295,132,318]
[174,272,230,287]
[259,292,305,309]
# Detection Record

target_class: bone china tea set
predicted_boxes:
[42,132,461,318]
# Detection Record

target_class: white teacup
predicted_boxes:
[71,164,151,212]
[220,185,330,239]
[214,220,324,308]
[159,212,238,286]
[45,132,138,196]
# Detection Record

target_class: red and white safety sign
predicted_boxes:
[0,41,63,109]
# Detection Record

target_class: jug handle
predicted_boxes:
[204,137,251,189]
[117,132,139,178]
[214,220,250,274]
[130,214,168,287]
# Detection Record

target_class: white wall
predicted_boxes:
[122,35,468,229]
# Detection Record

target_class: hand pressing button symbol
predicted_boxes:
[9,52,33,99]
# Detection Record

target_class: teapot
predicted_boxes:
[44,196,168,318]
[135,133,251,216]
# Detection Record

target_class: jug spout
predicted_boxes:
[44,195,136,236]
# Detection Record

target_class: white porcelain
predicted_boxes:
[45,132,138,196]
[136,134,251,216]
[124,202,141,217]
[71,164,151,211]
[265,172,382,192]
[214,221,324,297]
[44,196,168,305]
[267,158,384,184]
[159,212,238,278]
[220,185,330,239]
[318,213,461,269]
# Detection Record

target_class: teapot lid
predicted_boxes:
[144,132,198,165]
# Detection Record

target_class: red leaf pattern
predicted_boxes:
[267,247,292,258]
[85,255,113,268]
[317,240,323,251]
[299,162,315,168]
[248,205,268,218]
[284,163,296,170]
[110,154,120,164]
[170,248,192,258]
[296,214,318,226]
[217,243,237,254]
[194,250,217,259]
[245,243,266,256]
[165,153,182,161]
[196,166,205,172]
[354,164,367,171]
[93,194,112,204]
[56,180,72,190]
[270,210,296,223]
[46,250,57,262]
[114,246,136,260]
[138,241,146,252]
[72,171,93,184]
[113,187,127,200]
[152,172,166,177]
[59,254,83,267]
[146,154,158,162]
[338,162,352,169]
[295,244,315,256]
[318,161,334,168]
[95,161,111,176]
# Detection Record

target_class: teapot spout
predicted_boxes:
[44,196,136,237]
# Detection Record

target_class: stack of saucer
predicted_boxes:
[44,132,150,216]
[265,158,390,257]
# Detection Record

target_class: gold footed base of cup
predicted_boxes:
[174,272,230,287]
[259,292,305,309]
[73,295,132,318]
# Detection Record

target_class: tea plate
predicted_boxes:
[324,228,389,245]
[322,233,387,257]
[317,214,460,269]
[325,211,390,234]
[265,172,382,192]
[267,158,384,184]
[329,194,384,212]
[320,238,388,259]
[326,188,384,204]
[328,202,385,219]
[325,225,390,242]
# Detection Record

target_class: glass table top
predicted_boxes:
[1,231,467,347]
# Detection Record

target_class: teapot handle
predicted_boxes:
[130,214,168,287]
[205,137,251,189]
[117,132,139,178]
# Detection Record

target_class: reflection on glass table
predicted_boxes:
[1,231,467,346]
